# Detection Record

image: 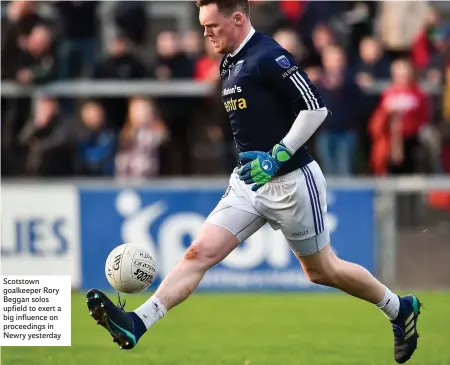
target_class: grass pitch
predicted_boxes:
[2,291,449,365]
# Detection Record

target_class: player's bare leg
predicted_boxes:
[295,244,421,364]
[132,201,265,325]
[140,223,240,311]
[295,245,386,303]
[86,223,245,350]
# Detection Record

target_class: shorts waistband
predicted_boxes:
[268,162,315,183]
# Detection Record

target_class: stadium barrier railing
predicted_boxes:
[0,79,443,98]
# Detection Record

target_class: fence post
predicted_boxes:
[377,188,398,287]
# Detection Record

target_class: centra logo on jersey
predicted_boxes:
[223,97,247,112]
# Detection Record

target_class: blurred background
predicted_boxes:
[1,0,450,294]
[1,1,450,364]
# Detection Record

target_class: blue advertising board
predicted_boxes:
[79,187,375,291]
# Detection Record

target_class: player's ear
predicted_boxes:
[233,12,243,26]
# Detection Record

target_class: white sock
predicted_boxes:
[376,287,400,321]
[134,295,167,329]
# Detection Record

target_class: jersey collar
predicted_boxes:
[229,26,255,58]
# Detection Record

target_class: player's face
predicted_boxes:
[199,4,239,54]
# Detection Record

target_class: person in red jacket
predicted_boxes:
[369,59,429,175]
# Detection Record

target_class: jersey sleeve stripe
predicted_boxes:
[294,72,320,109]
[289,74,312,110]
[292,72,316,110]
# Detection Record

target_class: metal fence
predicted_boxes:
[0,80,443,98]
[368,176,450,289]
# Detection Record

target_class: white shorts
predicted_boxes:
[206,160,330,256]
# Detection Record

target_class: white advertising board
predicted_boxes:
[1,185,81,288]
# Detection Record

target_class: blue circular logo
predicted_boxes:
[262,160,272,171]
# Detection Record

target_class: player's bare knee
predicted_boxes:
[183,238,220,269]
[305,268,338,286]
[296,244,341,286]
[303,259,340,286]
[184,242,201,261]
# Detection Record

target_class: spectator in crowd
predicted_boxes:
[354,36,392,161]
[278,1,344,53]
[94,34,147,81]
[355,36,391,89]
[368,59,429,175]
[1,21,57,86]
[439,64,450,174]
[154,30,195,175]
[54,1,100,79]
[192,36,233,173]
[341,1,377,58]
[426,52,450,214]
[424,25,450,163]
[154,31,194,80]
[115,97,168,179]
[378,0,428,61]
[194,37,221,82]
[15,24,58,85]
[411,6,442,72]
[76,101,116,176]
[248,0,289,36]
[273,26,331,86]
[18,96,73,176]
[2,0,47,77]
[1,0,45,175]
[1,1,48,172]
[277,0,307,27]
[424,26,450,86]
[182,30,203,62]
[114,1,148,46]
[273,28,319,83]
[303,23,336,81]
[420,26,450,174]
[2,22,58,169]
[315,45,361,176]
[94,34,148,130]
[273,28,304,65]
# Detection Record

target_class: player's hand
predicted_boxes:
[237,143,292,191]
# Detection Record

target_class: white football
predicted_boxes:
[105,243,156,294]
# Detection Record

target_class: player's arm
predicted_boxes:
[257,51,328,155]
[238,51,328,190]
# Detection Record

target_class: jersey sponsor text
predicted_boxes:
[223,97,248,112]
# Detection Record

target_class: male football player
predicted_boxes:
[86,1,421,363]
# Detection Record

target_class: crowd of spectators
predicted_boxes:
[1,0,449,181]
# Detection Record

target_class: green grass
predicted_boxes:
[2,291,449,365]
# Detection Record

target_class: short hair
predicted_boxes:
[196,0,249,16]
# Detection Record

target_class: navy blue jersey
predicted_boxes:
[220,30,326,176]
